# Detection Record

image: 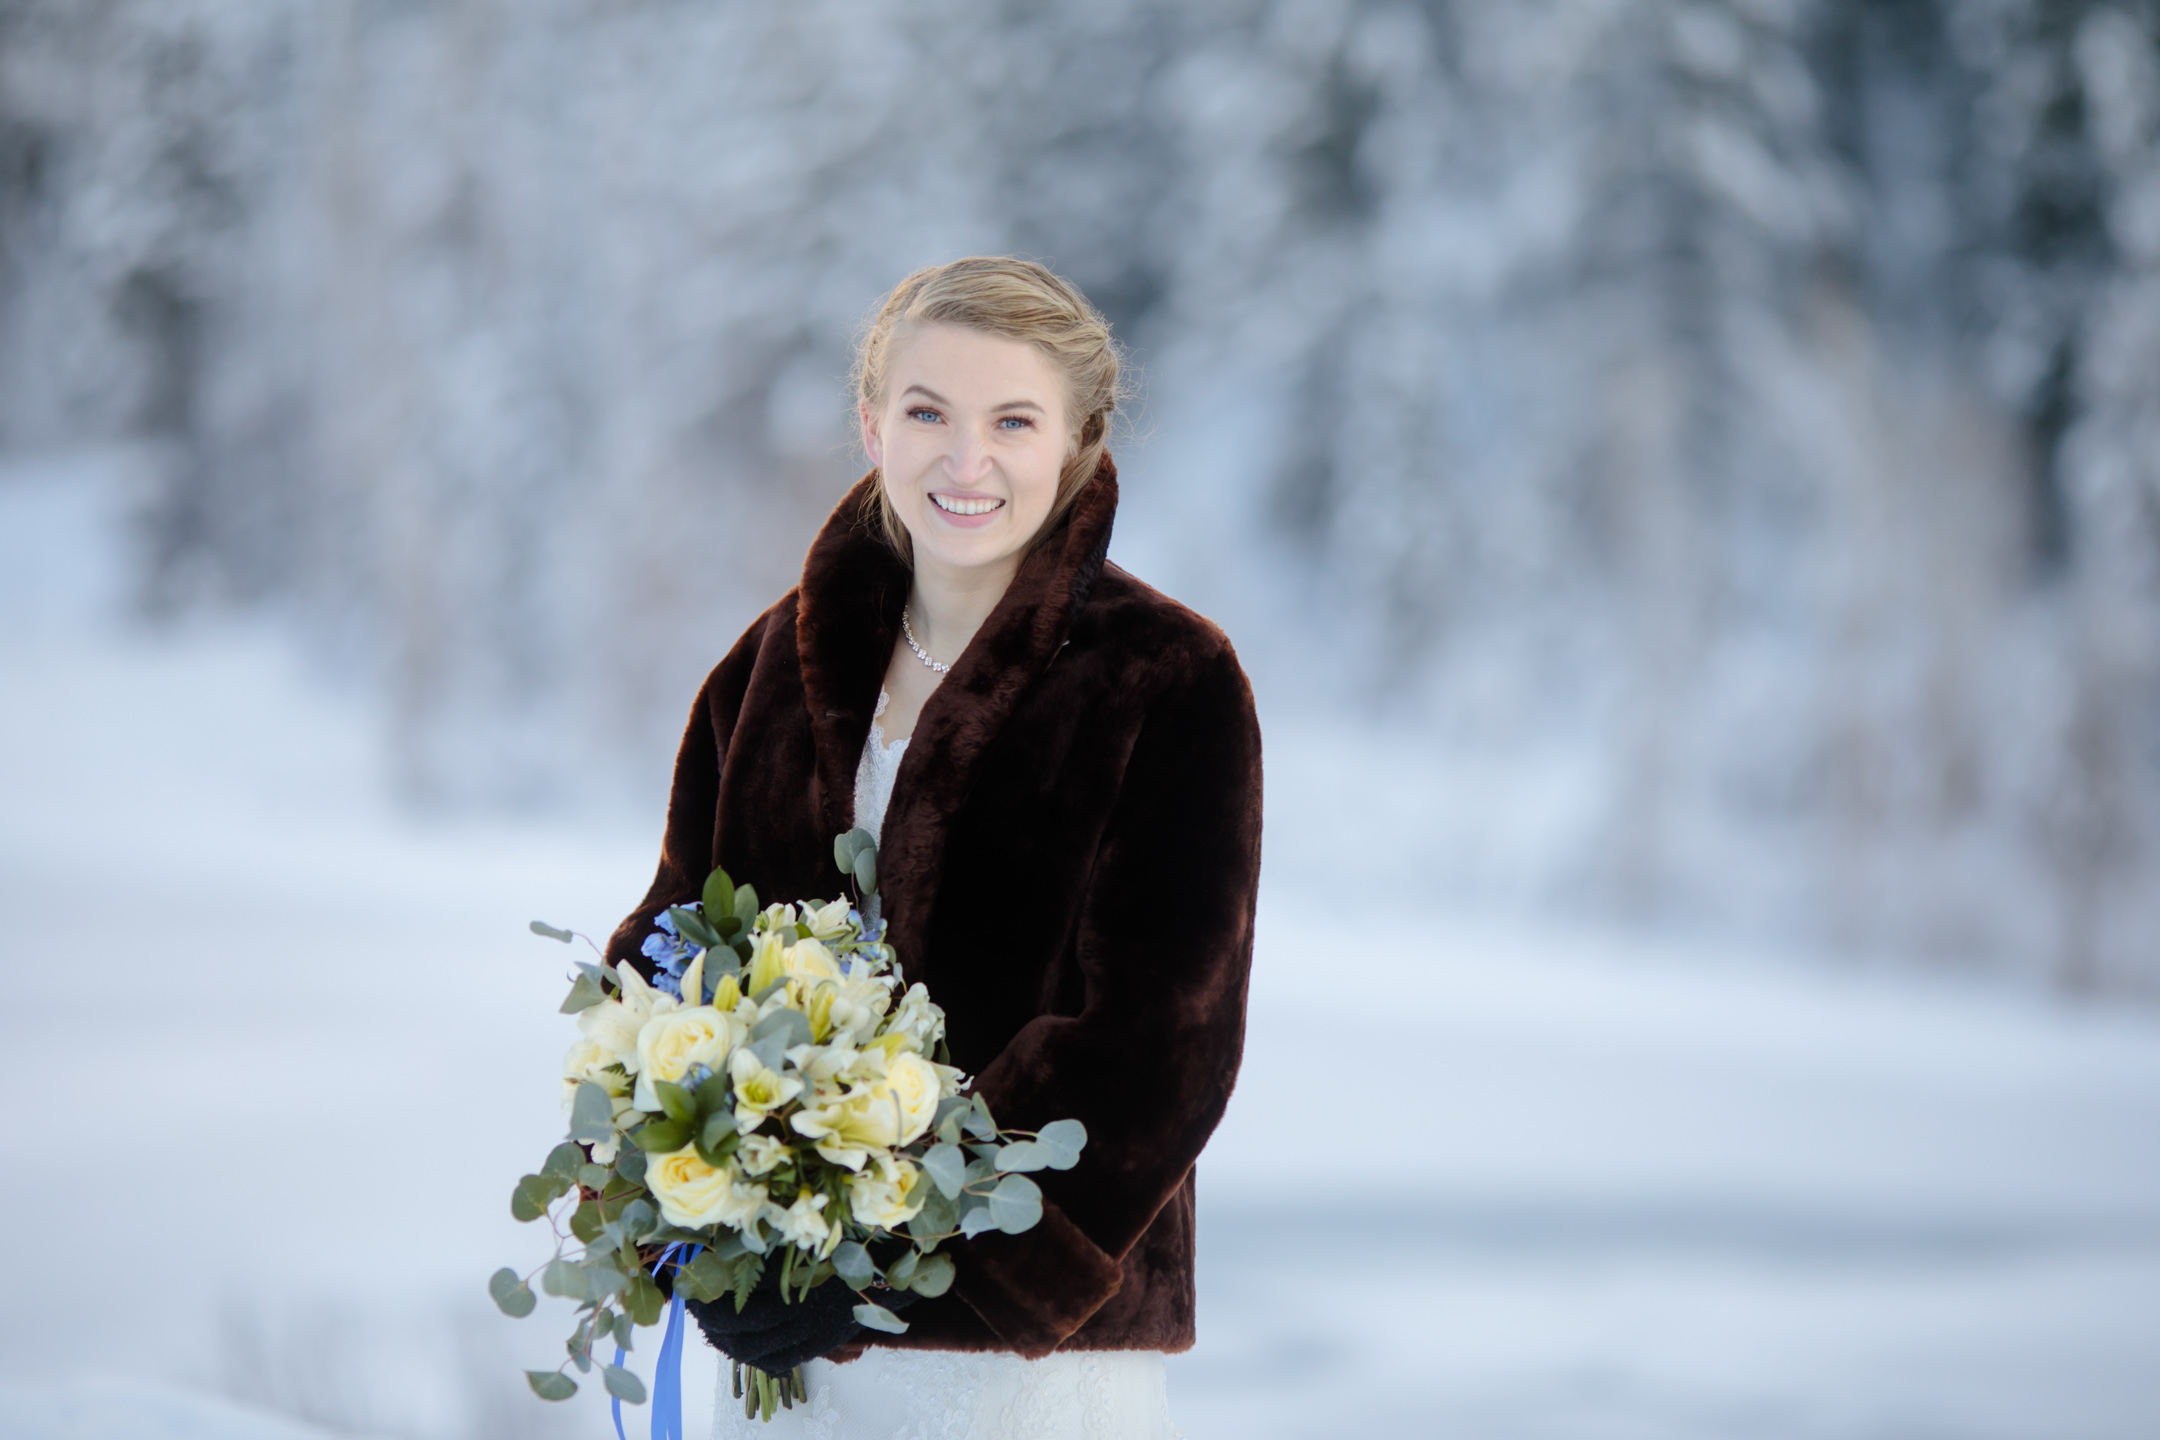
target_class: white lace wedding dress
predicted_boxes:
[712,690,1182,1440]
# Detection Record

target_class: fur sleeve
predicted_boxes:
[952,638,1264,1354]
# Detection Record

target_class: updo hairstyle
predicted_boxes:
[852,256,1125,562]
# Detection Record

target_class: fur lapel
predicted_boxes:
[794,459,1120,957]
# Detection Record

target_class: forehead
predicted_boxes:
[886,322,1065,406]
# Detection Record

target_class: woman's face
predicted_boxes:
[861,323,1071,579]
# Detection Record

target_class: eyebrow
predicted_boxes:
[899,384,1047,415]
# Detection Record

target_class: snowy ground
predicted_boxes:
[4,452,2158,1440]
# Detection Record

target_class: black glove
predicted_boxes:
[686,1265,864,1374]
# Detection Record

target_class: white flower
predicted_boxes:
[729,1047,804,1131]
[561,1038,625,1104]
[880,1052,943,1145]
[805,898,853,938]
[646,1149,767,1230]
[631,1005,738,1112]
[576,962,677,1068]
[847,1152,928,1230]
[886,983,944,1052]
[768,1189,839,1255]
[736,1134,792,1176]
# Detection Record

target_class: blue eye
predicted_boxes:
[908,407,942,424]
[998,416,1032,430]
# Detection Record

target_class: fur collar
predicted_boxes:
[794,458,1119,953]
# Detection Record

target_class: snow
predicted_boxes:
[3,455,2158,1439]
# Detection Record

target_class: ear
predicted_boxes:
[859,401,883,469]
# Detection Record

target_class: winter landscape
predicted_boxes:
[3,2,2159,1437]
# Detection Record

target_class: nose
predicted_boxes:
[944,426,994,485]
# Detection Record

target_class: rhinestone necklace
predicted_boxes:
[900,609,950,674]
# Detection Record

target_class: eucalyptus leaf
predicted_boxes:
[751,1008,813,1051]
[987,1174,1044,1234]
[676,1252,735,1304]
[704,1232,749,1261]
[667,906,718,949]
[921,1143,967,1199]
[614,1146,648,1185]
[569,1082,615,1144]
[959,1207,1001,1238]
[907,1252,955,1297]
[1035,1119,1087,1169]
[511,1175,555,1223]
[603,1364,648,1404]
[526,1370,577,1401]
[852,848,877,895]
[488,1267,537,1318]
[883,1248,920,1286]
[585,1264,628,1301]
[578,1163,612,1191]
[529,921,574,944]
[618,1199,657,1242]
[569,1198,603,1245]
[852,1302,910,1334]
[834,831,862,875]
[613,1309,636,1350]
[993,1141,1050,1173]
[541,1142,585,1182]
[542,1259,585,1298]
[831,1241,875,1287]
[559,971,607,1014]
[910,1184,958,1243]
[962,1094,998,1140]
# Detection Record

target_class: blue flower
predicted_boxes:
[642,907,703,1000]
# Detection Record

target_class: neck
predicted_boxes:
[906,549,1023,663]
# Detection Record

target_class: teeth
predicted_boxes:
[932,493,1004,517]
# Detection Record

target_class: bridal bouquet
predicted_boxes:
[493,829,1087,1428]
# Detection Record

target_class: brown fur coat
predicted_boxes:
[605,460,1263,1358]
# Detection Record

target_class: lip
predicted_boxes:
[928,490,1006,530]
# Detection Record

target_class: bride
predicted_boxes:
[604,257,1262,1439]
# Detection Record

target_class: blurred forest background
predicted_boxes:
[2,0,2157,983]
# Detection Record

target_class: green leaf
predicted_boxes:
[530,921,574,944]
[488,1267,537,1318]
[626,1270,666,1325]
[1035,1119,1087,1169]
[833,830,864,875]
[578,1163,613,1191]
[831,1241,875,1287]
[733,884,759,924]
[653,1081,696,1126]
[602,1364,647,1404]
[883,1249,920,1287]
[510,1175,556,1223]
[613,1309,635,1351]
[987,1174,1044,1234]
[632,1118,690,1153]
[907,1252,955,1297]
[614,1147,648,1186]
[921,1143,967,1200]
[852,1301,910,1334]
[993,1141,1050,1173]
[542,1142,586,1183]
[695,1074,737,1121]
[542,1259,588,1298]
[852,847,877,895]
[526,1370,577,1401]
[559,970,607,1013]
[702,866,738,919]
[711,913,744,941]
[569,1082,615,1145]
[569,1198,603,1245]
[668,906,719,949]
[963,1093,999,1140]
[910,1184,958,1244]
[959,1206,1000,1239]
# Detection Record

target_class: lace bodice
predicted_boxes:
[853,689,909,847]
[714,1348,1181,1439]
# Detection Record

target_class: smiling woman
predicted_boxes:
[604,256,1261,1439]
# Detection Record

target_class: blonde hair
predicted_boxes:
[852,257,1125,562]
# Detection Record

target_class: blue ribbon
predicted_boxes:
[614,1242,701,1440]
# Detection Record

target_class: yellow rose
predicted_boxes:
[847,1153,927,1230]
[646,1149,767,1230]
[631,1005,736,1112]
[879,1052,943,1145]
[784,938,840,982]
